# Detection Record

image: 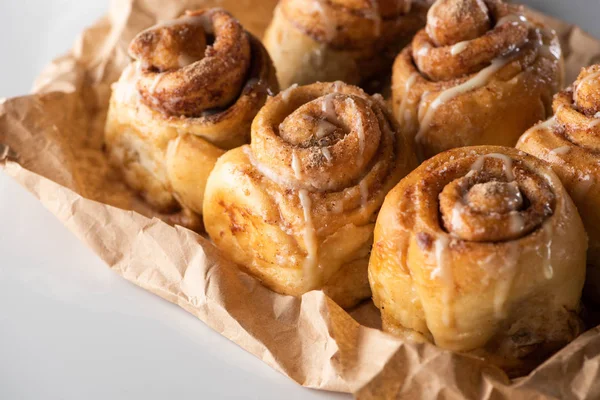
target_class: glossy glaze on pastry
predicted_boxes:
[264,0,431,89]
[369,146,586,377]
[391,0,563,161]
[518,65,600,302]
[203,81,417,308]
[104,8,278,230]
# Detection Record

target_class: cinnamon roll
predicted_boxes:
[263,0,431,89]
[392,0,563,161]
[203,82,417,308]
[104,8,278,230]
[369,146,586,377]
[518,65,600,303]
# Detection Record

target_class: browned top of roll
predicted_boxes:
[394,147,555,243]
[552,65,600,152]
[279,0,421,49]
[250,81,400,192]
[128,8,252,117]
[438,152,554,242]
[411,0,546,81]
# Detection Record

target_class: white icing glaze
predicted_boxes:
[321,94,338,121]
[543,222,554,279]
[497,13,559,61]
[291,151,302,179]
[507,182,523,209]
[416,58,510,143]
[315,119,337,139]
[371,93,385,105]
[450,203,464,231]
[244,147,340,192]
[471,153,515,181]
[397,73,419,127]
[550,146,571,155]
[509,211,525,234]
[590,113,600,128]
[450,41,469,56]
[359,180,369,208]
[345,98,365,160]
[493,243,520,319]
[537,116,558,130]
[496,14,528,27]
[299,189,320,290]
[281,83,299,102]
[538,43,561,60]
[575,71,600,98]
[416,44,431,57]
[243,146,293,188]
[430,236,454,327]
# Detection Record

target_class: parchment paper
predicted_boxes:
[2,0,600,398]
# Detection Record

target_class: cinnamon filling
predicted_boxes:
[554,65,600,152]
[426,0,491,47]
[129,9,252,117]
[411,0,543,82]
[439,154,555,242]
[281,0,417,48]
[251,82,397,192]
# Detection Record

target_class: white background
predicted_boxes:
[0,1,597,399]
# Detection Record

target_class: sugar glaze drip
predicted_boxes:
[299,189,320,290]
[397,73,419,127]
[431,236,454,327]
[416,58,510,144]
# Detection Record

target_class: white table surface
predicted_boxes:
[0,1,597,399]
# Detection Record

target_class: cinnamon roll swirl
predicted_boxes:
[391,0,563,161]
[203,82,417,308]
[264,0,431,89]
[369,146,586,376]
[104,8,278,230]
[518,65,600,303]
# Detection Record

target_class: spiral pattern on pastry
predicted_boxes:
[104,8,278,231]
[369,146,586,377]
[518,65,600,302]
[263,0,431,89]
[203,82,417,308]
[391,0,563,161]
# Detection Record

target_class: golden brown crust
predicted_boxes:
[264,0,431,89]
[203,82,417,308]
[131,9,252,117]
[425,0,492,47]
[104,8,278,231]
[517,65,600,302]
[438,162,554,242]
[369,146,587,377]
[391,0,563,161]
[414,12,529,80]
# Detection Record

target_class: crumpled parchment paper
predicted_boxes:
[2,0,600,398]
